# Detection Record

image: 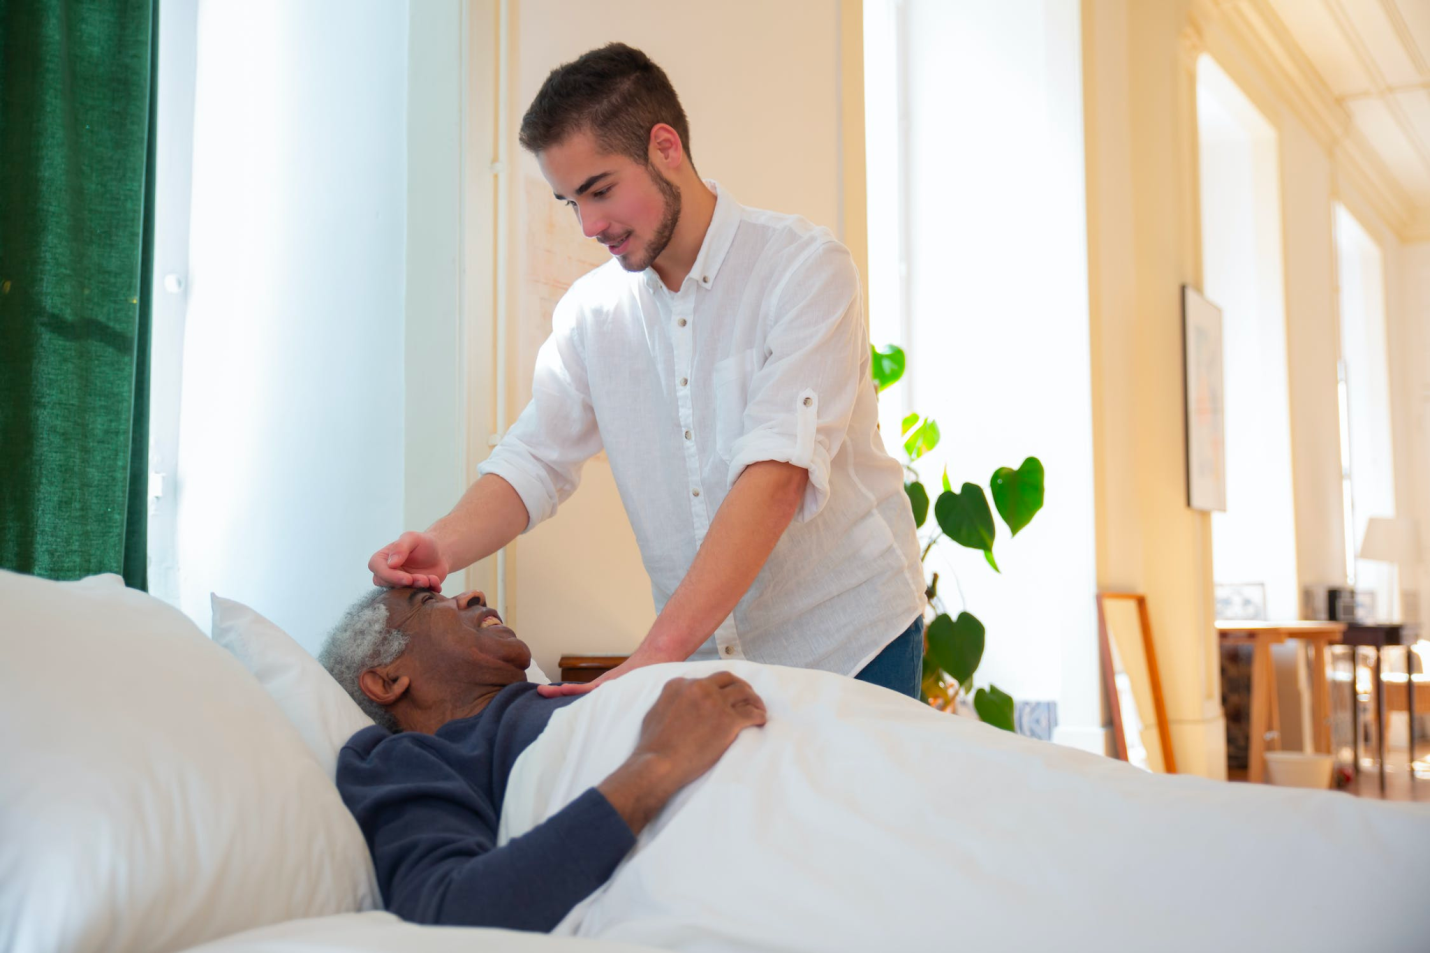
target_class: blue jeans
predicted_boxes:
[853,615,924,699]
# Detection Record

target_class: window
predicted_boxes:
[1334,204,1396,621]
[863,0,1097,744]
[1196,55,1299,621]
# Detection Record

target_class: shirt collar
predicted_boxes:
[642,178,740,294]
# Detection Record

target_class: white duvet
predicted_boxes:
[500,661,1430,953]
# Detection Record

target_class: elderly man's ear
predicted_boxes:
[359,667,411,707]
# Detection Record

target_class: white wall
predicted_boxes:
[172,0,413,651]
[404,2,469,538]
[889,0,1098,737]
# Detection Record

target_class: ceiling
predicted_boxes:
[1264,0,1430,222]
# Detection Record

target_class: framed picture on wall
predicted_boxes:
[1183,284,1226,512]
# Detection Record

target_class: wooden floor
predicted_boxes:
[1229,739,1429,803]
[1344,739,1430,803]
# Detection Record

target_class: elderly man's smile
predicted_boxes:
[472,606,509,632]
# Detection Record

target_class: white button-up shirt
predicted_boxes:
[478,180,926,675]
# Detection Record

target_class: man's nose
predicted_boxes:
[455,590,487,610]
[579,209,608,240]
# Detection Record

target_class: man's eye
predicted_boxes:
[593,187,611,199]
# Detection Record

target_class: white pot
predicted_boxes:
[1263,751,1334,789]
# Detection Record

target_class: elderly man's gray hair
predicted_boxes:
[319,589,410,733]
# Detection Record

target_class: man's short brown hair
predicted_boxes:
[519,42,693,168]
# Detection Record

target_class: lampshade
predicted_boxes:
[1358,517,1422,565]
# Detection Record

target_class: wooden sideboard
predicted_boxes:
[557,655,629,683]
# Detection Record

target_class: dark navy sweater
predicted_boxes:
[335,682,636,931]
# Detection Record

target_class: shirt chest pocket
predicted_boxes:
[710,347,760,461]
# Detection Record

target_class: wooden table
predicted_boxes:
[557,654,628,684]
[1217,621,1345,783]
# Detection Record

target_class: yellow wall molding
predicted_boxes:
[1209,0,1419,242]
[1404,206,1430,243]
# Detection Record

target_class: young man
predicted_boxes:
[367,43,926,698]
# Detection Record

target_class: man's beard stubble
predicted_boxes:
[624,166,682,272]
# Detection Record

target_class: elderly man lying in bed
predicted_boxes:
[323,586,1430,951]
[319,585,764,933]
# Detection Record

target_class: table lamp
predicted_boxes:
[1358,517,1422,621]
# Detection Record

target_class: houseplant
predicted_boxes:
[871,344,1045,731]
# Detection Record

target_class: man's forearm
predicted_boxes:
[426,473,531,574]
[597,752,682,837]
[642,461,808,660]
[401,787,635,931]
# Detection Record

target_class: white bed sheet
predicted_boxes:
[180,912,661,952]
[500,660,1430,953]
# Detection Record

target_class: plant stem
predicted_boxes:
[949,567,967,613]
[920,532,943,561]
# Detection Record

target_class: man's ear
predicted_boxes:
[648,122,684,170]
[358,667,411,708]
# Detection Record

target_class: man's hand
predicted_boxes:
[539,461,807,699]
[596,672,767,836]
[368,531,450,589]
[536,644,677,698]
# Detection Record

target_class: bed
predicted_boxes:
[2,570,1426,953]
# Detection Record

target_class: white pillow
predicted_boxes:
[209,593,552,776]
[0,571,378,953]
[210,595,374,778]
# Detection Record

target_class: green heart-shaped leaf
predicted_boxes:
[990,457,1044,537]
[904,481,929,528]
[904,418,940,462]
[926,611,984,686]
[901,412,920,436]
[934,483,996,557]
[922,649,940,681]
[871,344,905,392]
[974,684,1016,732]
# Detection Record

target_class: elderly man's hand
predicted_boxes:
[368,531,449,589]
[596,671,767,835]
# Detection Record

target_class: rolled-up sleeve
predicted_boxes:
[724,241,865,523]
[477,293,602,534]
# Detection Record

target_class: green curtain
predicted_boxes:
[0,0,158,589]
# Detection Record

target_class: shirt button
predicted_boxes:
[677,318,687,327]
[692,488,701,497]
[680,377,688,387]
[722,645,734,657]
[684,429,692,440]
[803,396,813,406]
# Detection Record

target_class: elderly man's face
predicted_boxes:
[359,588,532,731]
[386,586,532,677]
